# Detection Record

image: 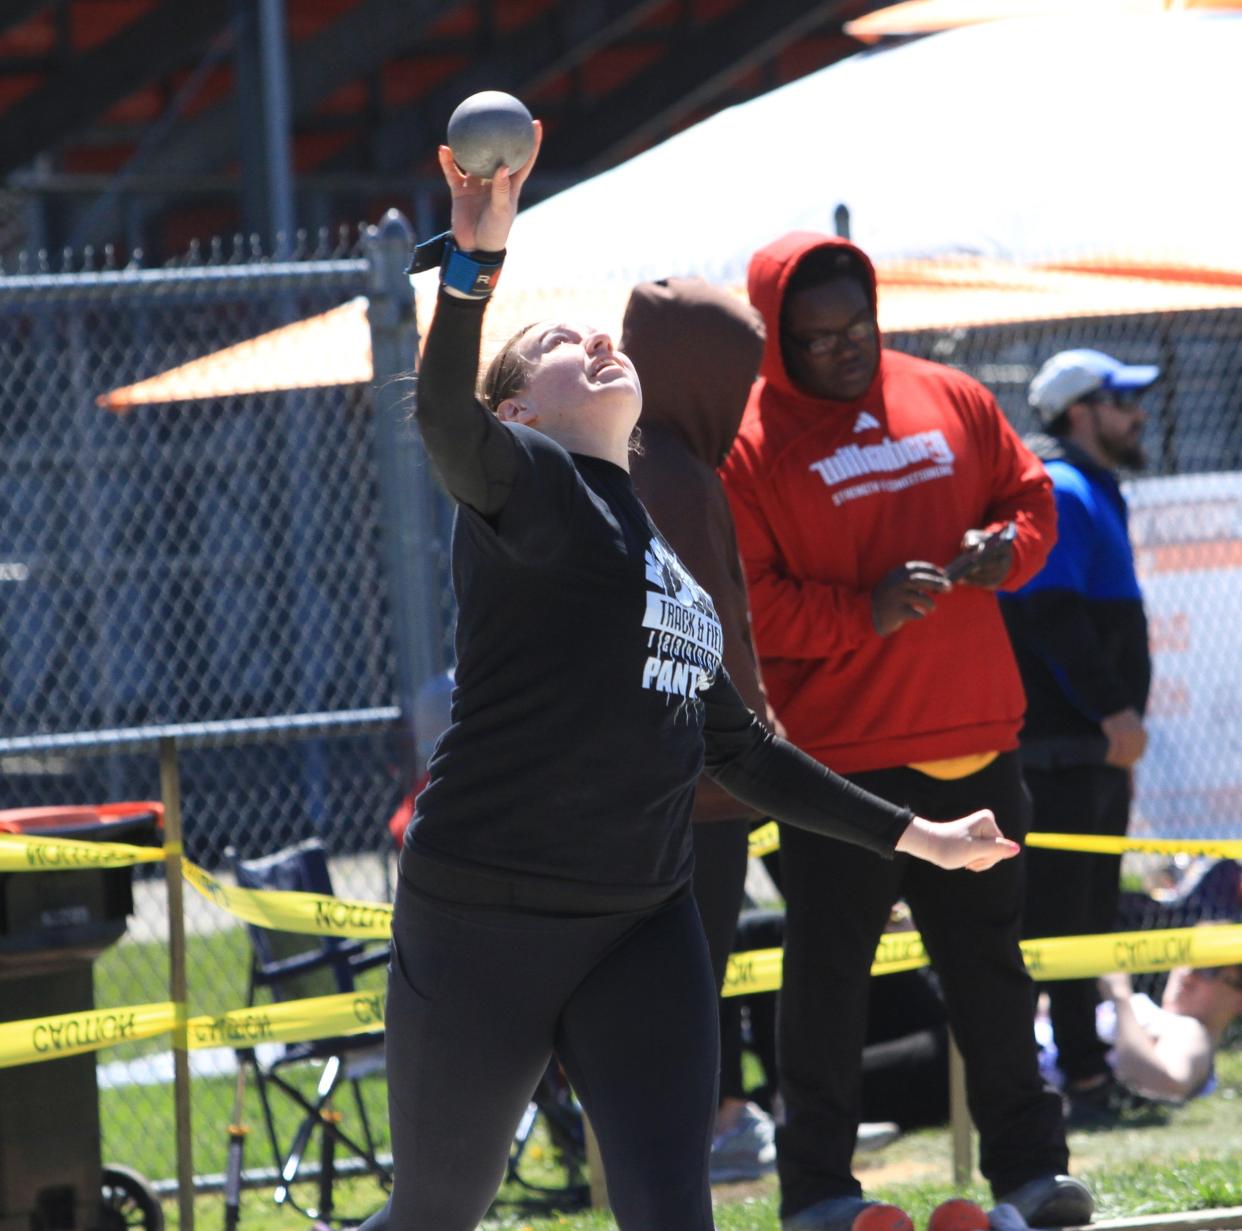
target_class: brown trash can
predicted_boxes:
[0,804,161,1231]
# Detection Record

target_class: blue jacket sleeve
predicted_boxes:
[1007,483,1132,719]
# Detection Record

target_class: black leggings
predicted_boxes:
[691,820,753,1102]
[365,880,719,1231]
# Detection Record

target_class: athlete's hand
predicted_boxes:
[895,810,1020,872]
[871,562,950,636]
[437,119,543,254]
[947,523,1016,589]
[1102,707,1147,767]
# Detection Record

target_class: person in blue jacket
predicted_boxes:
[1001,348,1158,1125]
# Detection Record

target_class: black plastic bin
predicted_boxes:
[0,805,162,1231]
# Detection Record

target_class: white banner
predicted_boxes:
[1127,472,1242,841]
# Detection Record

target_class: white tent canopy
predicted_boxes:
[489,11,1242,292]
[105,10,1242,408]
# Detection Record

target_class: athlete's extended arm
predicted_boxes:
[701,674,1018,871]
[414,127,542,515]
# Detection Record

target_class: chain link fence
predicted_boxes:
[0,222,450,1193]
[0,244,404,847]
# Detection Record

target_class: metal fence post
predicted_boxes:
[365,210,446,748]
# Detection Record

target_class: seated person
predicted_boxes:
[1085,963,1242,1106]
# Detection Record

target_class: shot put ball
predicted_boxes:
[446,91,535,179]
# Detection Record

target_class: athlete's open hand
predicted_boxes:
[438,119,543,254]
[871,562,951,636]
[895,810,1020,872]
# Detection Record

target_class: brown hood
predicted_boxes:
[624,276,772,823]
[622,277,764,467]
[747,230,880,405]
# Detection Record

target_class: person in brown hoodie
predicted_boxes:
[623,276,778,1180]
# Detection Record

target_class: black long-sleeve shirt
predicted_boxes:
[402,290,912,912]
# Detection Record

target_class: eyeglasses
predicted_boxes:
[786,314,877,358]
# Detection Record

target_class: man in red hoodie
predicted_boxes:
[722,234,1087,1231]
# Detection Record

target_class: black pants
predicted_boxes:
[1022,762,1130,1084]
[691,820,753,1101]
[732,919,951,1130]
[777,753,1067,1218]
[369,880,719,1231]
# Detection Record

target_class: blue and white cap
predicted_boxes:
[1028,348,1160,425]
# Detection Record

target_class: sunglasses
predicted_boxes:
[1084,388,1144,410]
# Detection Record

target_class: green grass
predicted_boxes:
[102,1064,392,1187]
[144,1049,1242,1231]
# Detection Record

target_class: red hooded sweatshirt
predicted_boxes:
[721,233,1056,775]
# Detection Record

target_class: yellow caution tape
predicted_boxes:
[0,834,393,939]
[1026,832,1242,858]
[0,991,388,1071]
[0,1003,178,1068]
[1020,923,1242,982]
[747,825,1242,862]
[722,923,1242,997]
[5,925,1239,1067]
[748,821,779,859]
[722,945,784,997]
[723,930,941,996]
[182,860,393,939]
[186,989,386,1051]
[0,833,165,871]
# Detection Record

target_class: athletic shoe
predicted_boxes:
[782,1195,914,1231]
[1064,1074,1155,1128]
[709,1101,776,1183]
[994,1175,1094,1227]
[927,1198,990,1231]
[856,1121,901,1153]
[988,1204,1031,1231]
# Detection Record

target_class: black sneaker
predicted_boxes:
[1065,1075,1159,1129]
[995,1175,1094,1228]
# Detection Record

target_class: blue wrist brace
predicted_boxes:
[408,230,504,299]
